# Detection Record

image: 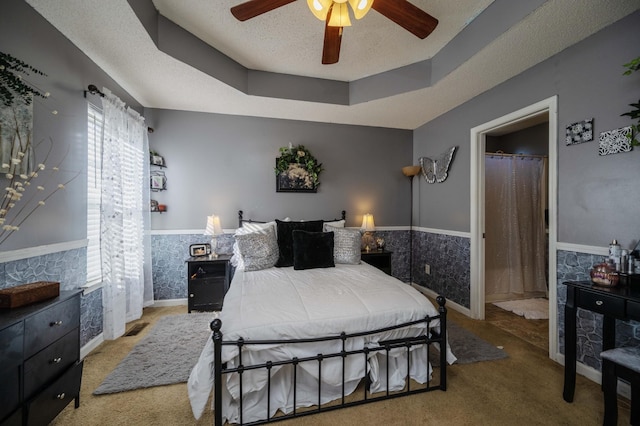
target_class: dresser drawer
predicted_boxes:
[0,408,22,426]
[628,300,640,319]
[23,328,79,400]
[26,361,83,426]
[577,291,624,316]
[0,321,24,369]
[24,296,79,358]
[0,366,21,422]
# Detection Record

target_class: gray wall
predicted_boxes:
[145,109,413,230]
[0,0,142,251]
[414,11,640,249]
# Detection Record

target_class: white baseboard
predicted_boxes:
[554,353,630,399]
[150,298,188,307]
[411,283,472,317]
[80,333,104,359]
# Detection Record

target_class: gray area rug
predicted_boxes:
[445,322,507,364]
[94,314,506,395]
[93,313,213,395]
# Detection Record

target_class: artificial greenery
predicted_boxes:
[0,51,48,107]
[275,144,323,189]
[621,56,640,146]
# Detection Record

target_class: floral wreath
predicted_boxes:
[275,144,323,189]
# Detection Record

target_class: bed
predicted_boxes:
[188,211,456,425]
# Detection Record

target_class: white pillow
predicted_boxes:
[323,219,345,231]
[235,226,279,271]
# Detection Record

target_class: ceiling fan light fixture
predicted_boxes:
[348,0,373,19]
[328,2,351,27]
[307,0,333,21]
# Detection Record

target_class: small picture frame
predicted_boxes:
[151,154,165,166]
[150,174,166,191]
[189,243,211,257]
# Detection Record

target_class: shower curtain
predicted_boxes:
[485,154,547,302]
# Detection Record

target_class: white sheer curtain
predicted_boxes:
[485,155,547,302]
[100,88,152,340]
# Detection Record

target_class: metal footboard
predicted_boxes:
[212,296,448,426]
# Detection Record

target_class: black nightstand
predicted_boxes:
[186,254,231,312]
[361,250,392,275]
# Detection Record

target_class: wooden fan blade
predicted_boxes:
[372,0,438,39]
[231,0,296,21]
[322,22,342,64]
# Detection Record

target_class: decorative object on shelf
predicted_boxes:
[150,150,165,167]
[275,143,323,193]
[590,262,619,287]
[565,118,594,145]
[150,170,167,191]
[598,127,633,156]
[621,56,639,147]
[402,164,421,283]
[158,204,167,212]
[419,146,457,183]
[360,213,376,252]
[375,237,385,251]
[189,243,211,257]
[150,199,159,212]
[204,214,223,258]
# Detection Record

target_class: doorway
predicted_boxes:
[470,96,559,361]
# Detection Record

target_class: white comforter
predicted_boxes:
[188,262,456,423]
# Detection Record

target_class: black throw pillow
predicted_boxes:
[292,230,335,270]
[275,219,324,267]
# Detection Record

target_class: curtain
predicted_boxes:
[485,155,547,302]
[100,88,152,340]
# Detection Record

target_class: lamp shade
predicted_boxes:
[348,0,373,19]
[328,2,352,27]
[204,215,223,236]
[307,0,332,20]
[360,213,375,232]
[402,165,422,177]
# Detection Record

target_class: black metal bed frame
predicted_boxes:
[210,296,448,426]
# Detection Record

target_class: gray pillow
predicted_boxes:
[235,225,279,271]
[327,226,361,264]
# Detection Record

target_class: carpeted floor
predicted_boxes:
[51,304,631,426]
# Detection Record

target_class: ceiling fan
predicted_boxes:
[230,0,439,65]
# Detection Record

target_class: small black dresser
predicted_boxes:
[187,255,232,312]
[0,290,83,425]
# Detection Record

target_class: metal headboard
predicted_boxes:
[238,210,346,228]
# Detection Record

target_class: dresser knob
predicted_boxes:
[50,320,64,326]
[596,300,603,306]
[190,294,194,298]
[52,357,62,364]
[56,392,65,400]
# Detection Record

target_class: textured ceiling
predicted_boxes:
[25,0,640,130]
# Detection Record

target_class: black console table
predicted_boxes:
[563,279,640,402]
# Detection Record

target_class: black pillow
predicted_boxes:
[275,219,324,267]
[292,230,335,270]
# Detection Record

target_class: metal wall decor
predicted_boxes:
[275,144,323,193]
[598,126,633,156]
[419,146,457,183]
[565,118,594,145]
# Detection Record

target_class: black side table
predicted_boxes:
[361,250,392,275]
[186,254,232,312]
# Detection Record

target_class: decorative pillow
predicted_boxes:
[275,219,324,267]
[323,219,345,231]
[292,230,335,270]
[231,221,277,269]
[234,226,279,271]
[326,226,361,264]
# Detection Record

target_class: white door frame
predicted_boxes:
[470,96,559,361]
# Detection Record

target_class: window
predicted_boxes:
[86,104,103,285]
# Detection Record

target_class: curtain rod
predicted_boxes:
[84,84,154,133]
[486,151,547,160]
